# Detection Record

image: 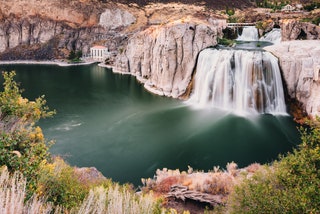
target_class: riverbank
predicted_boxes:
[0,60,98,67]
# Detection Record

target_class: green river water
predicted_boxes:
[0,63,300,185]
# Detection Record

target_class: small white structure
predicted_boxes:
[282,4,295,13]
[295,4,303,11]
[90,45,109,62]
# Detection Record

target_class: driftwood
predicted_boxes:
[166,185,225,207]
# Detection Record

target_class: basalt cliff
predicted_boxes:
[0,0,140,60]
[114,20,225,98]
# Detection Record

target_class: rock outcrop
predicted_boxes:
[0,0,134,60]
[99,8,136,30]
[264,40,320,117]
[280,19,320,41]
[0,16,107,59]
[114,20,223,98]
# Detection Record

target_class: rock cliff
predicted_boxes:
[114,19,224,98]
[264,40,320,117]
[0,16,107,59]
[280,19,320,41]
[0,0,137,60]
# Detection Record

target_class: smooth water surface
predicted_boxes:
[0,64,300,185]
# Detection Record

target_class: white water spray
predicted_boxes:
[188,48,287,115]
[260,28,281,44]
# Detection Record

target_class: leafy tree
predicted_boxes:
[68,50,83,62]
[226,6,235,16]
[68,50,76,60]
[0,71,55,196]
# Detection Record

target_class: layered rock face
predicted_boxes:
[280,19,320,41]
[114,20,222,98]
[0,16,107,59]
[265,40,320,117]
[0,0,136,60]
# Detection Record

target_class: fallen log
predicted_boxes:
[166,185,225,207]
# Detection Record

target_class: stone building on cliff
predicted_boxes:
[90,46,109,62]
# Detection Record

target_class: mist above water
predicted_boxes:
[188,48,286,115]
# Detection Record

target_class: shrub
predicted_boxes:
[312,17,320,26]
[228,119,320,213]
[36,157,89,209]
[218,38,235,47]
[0,71,55,196]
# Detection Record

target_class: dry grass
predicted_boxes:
[0,166,161,214]
[0,167,53,214]
[75,184,157,214]
[142,163,262,196]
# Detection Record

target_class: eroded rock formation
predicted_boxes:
[264,40,320,117]
[114,20,223,98]
[280,19,320,41]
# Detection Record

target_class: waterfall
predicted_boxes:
[188,48,287,115]
[237,26,259,41]
[260,28,281,44]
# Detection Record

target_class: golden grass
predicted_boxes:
[0,166,161,214]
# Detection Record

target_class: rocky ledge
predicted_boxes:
[264,40,320,118]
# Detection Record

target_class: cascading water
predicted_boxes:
[188,48,287,115]
[260,28,281,44]
[236,26,282,44]
[237,26,259,41]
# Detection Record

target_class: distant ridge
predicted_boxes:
[109,0,255,9]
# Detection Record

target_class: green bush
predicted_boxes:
[68,50,83,62]
[36,158,89,209]
[218,38,235,46]
[312,17,320,26]
[228,119,320,213]
[0,71,55,195]
[304,3,320,12]
[226,7,235,16]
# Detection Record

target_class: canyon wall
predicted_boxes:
[0,16,107,60]
[265,40,320,117]
[114,20,223,98]
[0,0,135,60]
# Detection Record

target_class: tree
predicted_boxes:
[0,71,55,196]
